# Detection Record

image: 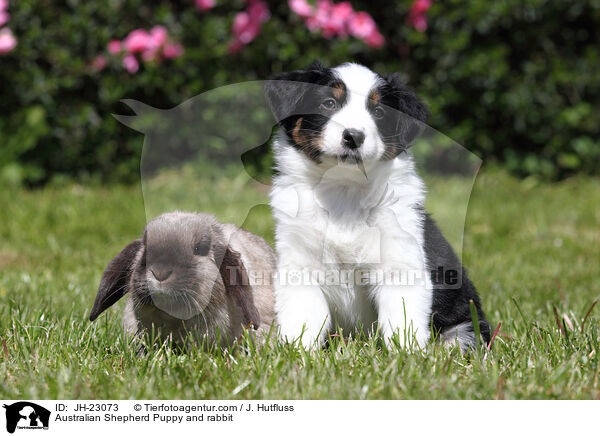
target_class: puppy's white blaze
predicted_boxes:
[334,62,380,97]
[271,64,433,349]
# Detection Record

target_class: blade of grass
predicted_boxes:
[511,298,531,339]
[512,298,528,323]
[2,337,7,359]
[562,319,570,344]
[582,298,598,333]
[487,322,502,351]
[562,313,574,331]
[469,300,481,350]
[552,305,566,338]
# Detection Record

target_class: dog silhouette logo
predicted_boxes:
[2,402,50,433]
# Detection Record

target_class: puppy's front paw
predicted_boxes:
[274,281,331,349]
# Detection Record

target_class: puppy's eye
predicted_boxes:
[193,241,210,256]
[321,98,337,110]
[373,106,385,119]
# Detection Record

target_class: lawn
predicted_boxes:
[1,166,599,399]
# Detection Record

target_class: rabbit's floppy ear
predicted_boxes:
[89,239,143,321]
[219,246,261,329]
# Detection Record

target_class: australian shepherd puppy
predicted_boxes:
[265,61,490,351]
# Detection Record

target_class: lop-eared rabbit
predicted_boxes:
[89,212,276,348]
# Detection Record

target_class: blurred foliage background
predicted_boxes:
[0,0,599,185]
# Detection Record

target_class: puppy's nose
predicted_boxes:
[151,267,172,282]
[342,129,365,149]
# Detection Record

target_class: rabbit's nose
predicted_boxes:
[151,267,172,282]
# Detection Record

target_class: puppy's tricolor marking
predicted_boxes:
[266,61,490,350]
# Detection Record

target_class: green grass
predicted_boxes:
[1,167,599,399]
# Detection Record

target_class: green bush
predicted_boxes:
[0,0,598,184]
[405,0,600,178]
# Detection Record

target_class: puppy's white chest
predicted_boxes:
[300,184,382,265]
[307,202,382,331]
[320,221,382,265]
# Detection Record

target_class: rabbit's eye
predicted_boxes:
[193,240,210,256]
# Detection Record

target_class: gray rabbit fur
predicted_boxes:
[89,212,276,348]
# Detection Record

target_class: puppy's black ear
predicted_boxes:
[384,73,429,123]
[219,246,260,329]
[305,59,325,71]
[89,239,142,322]
[383,73,429,147]
[264,60,328,122]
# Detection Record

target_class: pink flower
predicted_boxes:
[411,0,432,14]
[315,0,333,13]
[142,48,158,62]
[122,54,139,73]
[0,0,7,12]
[124,29,150,53]
[247,0,270,24]
[232,12,250,39]
[99,26,182,70]
[240,22,261,44]
[288,0,314,18]
[229,0,270,53]
[407,0,432,31]
[233,10,250,31]
[0,11,9,27]
[321,21,342,38]
[306,0,331,32]
[149,26,168,48]
[408,13,427,31]
[332,2,353,22]
[288,0,384,47]
[232,12,260,44]
[162,43,184,59]
[348,11,375,39]
[321,1,354,37]
[91,54,107,71]
[228,39,244,54]
[142,27,166,61]
[195,0,215,12]
[364,30,384,48]
[0,28,17,54]
[107,39,122,54]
